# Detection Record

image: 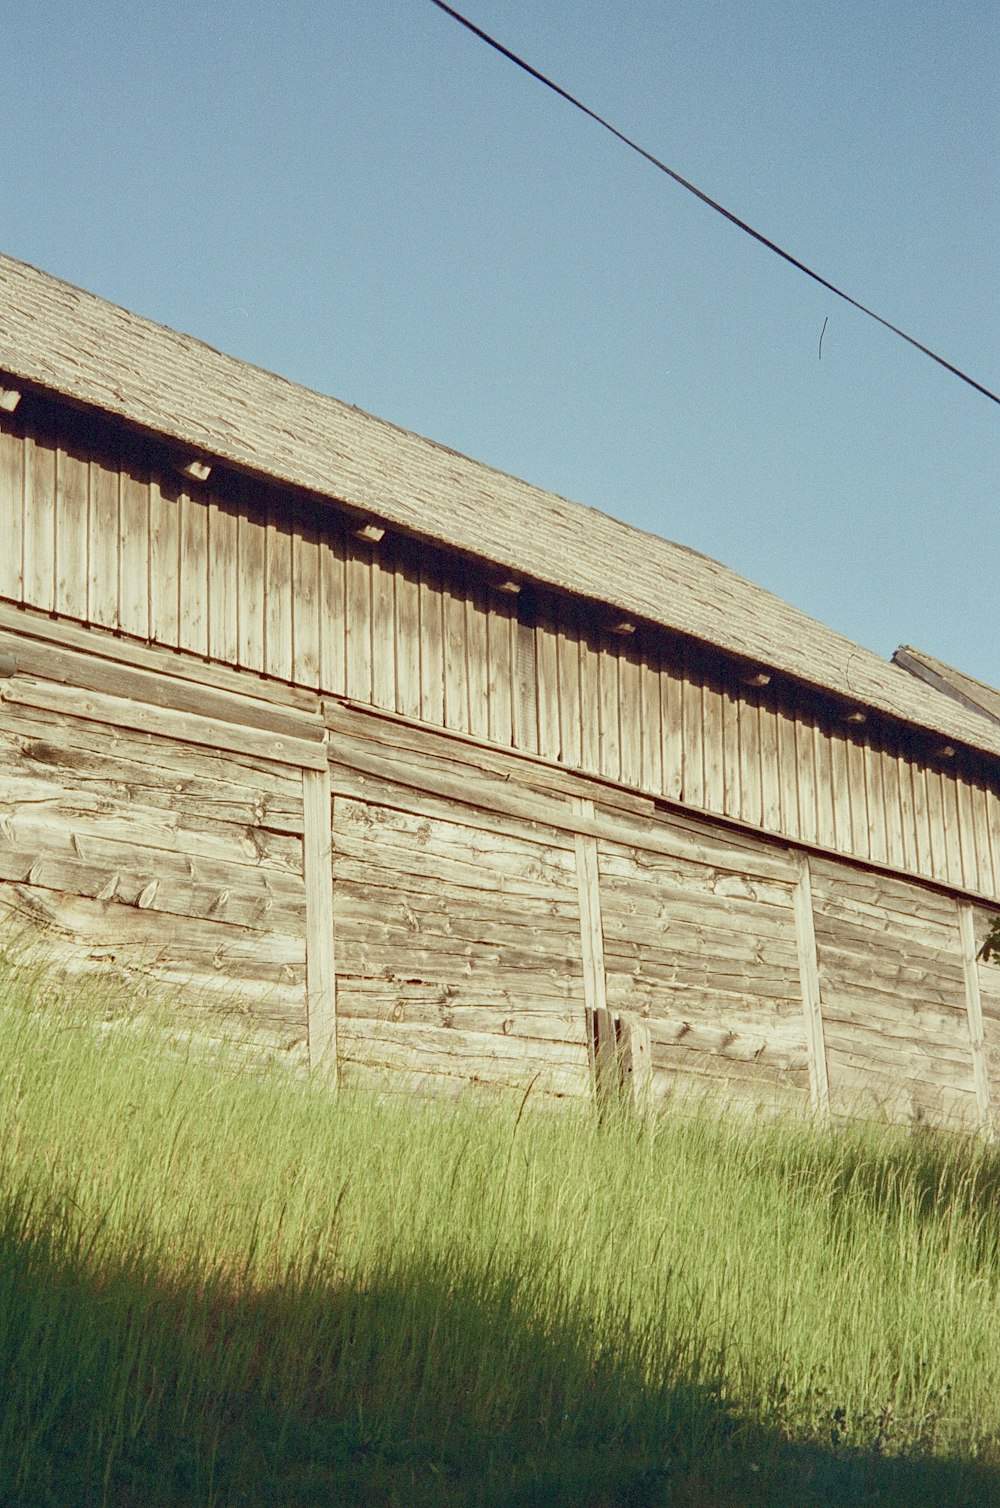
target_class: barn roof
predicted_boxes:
[894,646,1000,728]
[0,251,998,761]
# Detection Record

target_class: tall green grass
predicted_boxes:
[2,948,1000,1505]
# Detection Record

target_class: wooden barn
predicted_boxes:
[0,252,997,1128]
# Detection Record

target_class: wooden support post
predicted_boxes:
[958,901,994,1139]
[574,796,607,1017]
[303,764,338,1084]
[792,851,830,1123]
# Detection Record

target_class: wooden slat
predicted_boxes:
[701,679,724,813]
[418,556,445,728]
[371,550,396,713]
[54,442,89,621]
[881,747,906,872]
[846,736,869,859]
[303,765,338,1080]
[618,651,643,791]
[579,626,601,775]
[88,451,120,630]
[739,695,763,829]
[812,725,836,850]
[680,665,703,808]
[236,484,266,673]
[318,517,346,697]
[598,644,621,783]
[291,513,321,688]
[486,589,515,748]
[759,701,781,833]
[639,658,662,799]
[178,486,208,656]
[465,585,491,741]
[535,608,562,762]
[394,553,422,722]
[573,796,607,1018]
[264,492,293,681]
[957,901,993,1136]
[660,663,683,801]
[444,582,469,734]
[118,469,149,640]
[792,851,830,1121]
[956,776,981,895]
[2,675,329,770]
[24,437,56,614]
[863,741,888,867]
[0,418,24,604]
[514,615,538,755]
[344,539,373,703]
[557,603,583,771]
[149,473,180,648]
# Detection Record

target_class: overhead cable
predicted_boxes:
[429,0,999,408]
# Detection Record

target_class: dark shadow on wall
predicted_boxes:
[0,1194,997,1508]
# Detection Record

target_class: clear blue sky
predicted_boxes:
[2,1,997,684]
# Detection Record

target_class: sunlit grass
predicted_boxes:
[1,945,1000,1505]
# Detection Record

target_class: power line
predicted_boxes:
[429,0,1000,409]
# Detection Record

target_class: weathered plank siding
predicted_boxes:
[1,401,997,905]
[0,677,309,1059]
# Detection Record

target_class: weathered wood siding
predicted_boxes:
[810,858,981,1128]
[3,401,997,904]
[0,667,309,1061]
[0,604,997,1124]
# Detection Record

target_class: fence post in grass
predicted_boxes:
[792,851,830,1124]
[303,762,338,1085]
[957,901,994,1140]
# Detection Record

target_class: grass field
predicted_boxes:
[2,949,1000,1506]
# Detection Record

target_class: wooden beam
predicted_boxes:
[494,578,522,594]
[620,1014,652,1114]
[958,901,994,1138]
[611,620,636,635]
[573,796,608,1017]
[303,765,338,1083]
[743,670,771,688]
[353,522,385,544]
[177,457,212,482]
[843,710,867,725]
[792,851,831,1122]
[0,386,21,413]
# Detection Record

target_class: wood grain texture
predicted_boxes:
[792,852,830,1121]
[303,765,337,1080]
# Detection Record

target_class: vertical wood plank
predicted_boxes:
[178,486,209,656]
[618,650,643,790]
[444,581,469,733]
[579,625,601,774]
[419,557,445,727]
[882,746,906,872]
[118,469,150,640]
[574,796,607,1017]
[958,902,993,1137]
[486,589,515,748]
[739,696,763,829]
[149,473,180,648]
[987,788,1000,899]
[465,579,491,740]
[660,662,684,802]
[371,549,396,712]
[956,775,981,895]
[795,719,818,846]
[0,418,24,604]
[54,440,89,620]
[557,601,583,771]
[639,657,662,798]
[264,493,293,681]
[863,741,888,867]
[394,551,422,722]
[792,851,830,1123]
[701,679,724,813]
[971,783,995,902]
[895,753,919,876]
[830,730,853,857]
[940,771,965,889]
[514,612,539,755]
[88,451,120,630]
[598,644,622,783]
[759,700,781,833]
[236,483,266,673]
[722,685,742,820]
[812,724,836,850]
[318,517,347,697]
[535,609,562,761]
[24,436,56,613]
[621,1015,652,1115]
[209,492,240,667]
[345,539,373,703]
[911,761,934,880]
[303,765,338,1083]
[680,662,703,808]
[291,512,321,687]
[846,736,869,859]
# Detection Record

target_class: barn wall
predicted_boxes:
[0,603,997,1125]
[0,676,310,1063]
[0,398,998,910]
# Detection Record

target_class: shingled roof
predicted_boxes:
[0,251,998,761]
